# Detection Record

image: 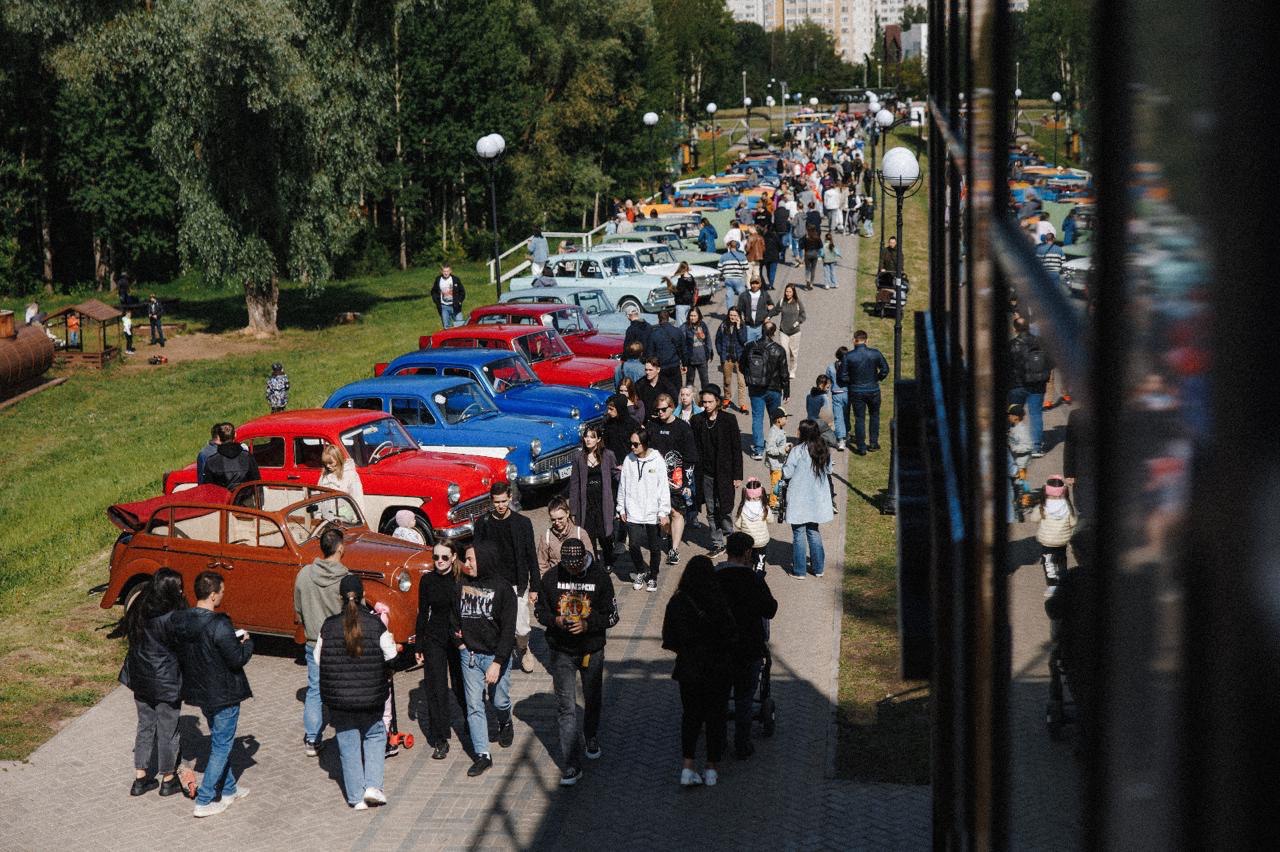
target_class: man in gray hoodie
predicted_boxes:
[293,527,349,755]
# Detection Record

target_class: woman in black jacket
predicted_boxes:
[661,556,737,788]
[121,568,186,797]
[318,574,396,809]
[602,393,639,474]
[415,540,465,760]
[568,425,617,570]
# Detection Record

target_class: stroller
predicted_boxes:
[1043,566,1079,741]
[874,271,910,317]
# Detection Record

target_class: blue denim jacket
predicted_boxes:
[841,344,889,393]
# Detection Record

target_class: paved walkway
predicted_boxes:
[0,227,931,851]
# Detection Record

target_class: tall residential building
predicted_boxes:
[726,0,767,27]
[723,0,927,66]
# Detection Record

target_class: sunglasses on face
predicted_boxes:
[630,441,643,447]
[433,554,452,561]
[656,406,671,412]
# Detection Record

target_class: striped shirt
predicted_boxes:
[1037,243,1065,279]
[719,251,750,282]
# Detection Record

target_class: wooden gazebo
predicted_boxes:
[47,299,124,369]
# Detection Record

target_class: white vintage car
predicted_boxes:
[593,242,721,304]
[508,251,676,315]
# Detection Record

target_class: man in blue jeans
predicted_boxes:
[293,527,349,756]
[742,322,790,461]
[458,540,518,777]
[840,329,890,455]
[171,571,253,818]
[718,240,750,305]
[1008,316,1052,456]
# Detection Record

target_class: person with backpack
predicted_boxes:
[742,321,790,462]
[1009,315,1053,457]
[839,330,889,455]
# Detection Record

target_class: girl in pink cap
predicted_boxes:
[1036,475,1077,585]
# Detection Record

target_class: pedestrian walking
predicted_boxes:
[635,357,678,424]
[761,227,781,290]
[293,527,349,756]
[535,539,618,785]
[789,201,807,266]
[764,408,791,508]
[823,182,843,233]
[121,310,135,354]
[742,321,790,461]
[266,362,289,413]
[821,232,842,289]
[414,541,466,760]
[674,385,704,422]
[801,227,823,289]
[618,341,647,388]
[697,217,718,254]
[681,306,712,391]
[774,284,806,380]
[603,393,640,474]
[170,571,253,818]
[665,262,698,326]
[1008,315,1052,456]
[316,574,396,809]
[732,479,770,571]
[203,423,261,491]
[623,305,652,356]
[715,532,778,758]
[147,294,165,347]
[569,425,618,571]
[661,555,737,787]
[1036,475,1078,585]
[458,540,518,777]
[471,482,538,674]
[528,228,550,277]
[650,393,700,566]
[617,375,647,424]
[617,425,671,592]
[647,310,686,390]
[715,308,749,413]
[537,496,595,578]
[735,276,774,345]
[692,387,744,557]
[430,264,466,329]
[120,568,185,798]
[824,347,850,449]
[1036,232,1065,285]
[744,226,766,285]
[839,330,889,454]
[782,419,834,578]
[718,240,750,303]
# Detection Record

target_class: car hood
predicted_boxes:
[306,529,431,576]
[107,485,231,532]
[371,450,501,486]
[675,250,723,266]
[506,383,608,417]
[575,330,625,348]
[538,356,616,380]
[458,413,576,446]
[644,263,719,280]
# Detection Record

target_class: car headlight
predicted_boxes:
[569,406,581,419]
[530,438,542,457]
[447,483,461,505]
[506,462,518,481]
[578,421,588,436]
[395,571,412,593]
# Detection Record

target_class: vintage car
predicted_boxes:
[164,409,511,543]
[600,230,721,267]
[420,324,617,391]
[99,483,429,647]
[507,250,675,315]
[374,349,609,433]
[325,375,579,488]
[594,242,720,303]
[498,285,654,334]
[1060,255,1091,298]
[467,302,625,359]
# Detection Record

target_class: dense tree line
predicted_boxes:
[0,0,858,331]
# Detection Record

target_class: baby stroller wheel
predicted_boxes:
[760,698,777,737]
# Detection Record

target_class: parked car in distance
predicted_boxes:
[1061,256,1091,298]
[595,242,720,303]
[373,349,609,432]
[421,324,617,391]
[100,483,428,648]
[498,285,655,333]
[468,302,625,359]
[325,375,579,488]
[164,409,512,543]
[507,250,675,315]
[600,230,721,267]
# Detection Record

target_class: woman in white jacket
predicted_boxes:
[319,445,369,524]
[1036,475,1077,585]
[617,425,671,593]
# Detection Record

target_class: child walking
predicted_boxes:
[820,232,842,289]
[733,478,771,573]
[764,408,790,510]
[267,362,290,413]
[1036,475,1077,585]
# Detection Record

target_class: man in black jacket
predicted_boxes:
[170,570,253,817]
[650,393,699,565]
[716,533,778,759]
[647,310,686,388]
[1008,315,1052,457]
[472,482,539,673]
[535,539,618,785]
[840,329,890,454]
[459,541,518,777]
[430,263,466,328]
[693,386,743,556]
[622,304,652,356]
[742,321,790,461]
[635,357,678,423]
[203,423,261,490]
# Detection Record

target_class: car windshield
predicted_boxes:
[578,291,612,316]
[482,355,539,392]
[641,246,678,265]
[666,235,688,250]
[434,382,498,424]
[340,417,418,467]
[515,329,572,362]
[283,495,363,543]
[602,254,641,276]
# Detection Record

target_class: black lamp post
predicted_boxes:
[475,132,506,294]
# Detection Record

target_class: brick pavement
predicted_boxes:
[0,226,932,851]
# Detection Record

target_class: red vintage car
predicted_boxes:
[419,324,617,391]
[165,409,514,543]
[466,303,625,360]
[99,483,429,647]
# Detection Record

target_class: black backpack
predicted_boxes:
[1017,335,1050,384]
[744,341,769,387]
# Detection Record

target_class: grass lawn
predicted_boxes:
[0,261,494,760]
[834,128,931,784]
[1014,107,1084,170]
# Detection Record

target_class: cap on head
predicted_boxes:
[770,407,787,421]
[560,538,586,570]
[744,478,764,500]
[1008,403,1025,418]
[395,509,416,529]
[1044,475,1067,498]
[339,573,364,599]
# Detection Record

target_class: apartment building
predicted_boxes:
[724,0,924,65]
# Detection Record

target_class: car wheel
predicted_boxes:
[380,510,435,547]
[123,579,150,613]
[617,297,642,314]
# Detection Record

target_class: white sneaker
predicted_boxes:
[363,787,387,806]
[680,768,704,787]
[226,787,250,804]
[353,801,369,811]
[704,768,719,786]
[632,573,648,591]
[193,799,230,818]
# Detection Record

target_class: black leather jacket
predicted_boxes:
[120,610,182,704]
[170,606,253,710]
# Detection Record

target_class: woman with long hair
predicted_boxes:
[415,540,466,760]
[616,375,646,424]
[319,444,367,521]
[569,425,618,570]
[714,306,749,414]
[617,425,671,593]
[681,306,712,391]
[661,556,737,787]
[121,568,187,797]
[774,283,806,381]
[665,261,698,326]
[781,418,834,578]
[317,574,396,808]
[602,393,640,474]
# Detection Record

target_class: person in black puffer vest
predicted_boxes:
[318,574,396,809]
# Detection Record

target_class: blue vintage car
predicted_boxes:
[324,375,581,488]
[376,349,610,433]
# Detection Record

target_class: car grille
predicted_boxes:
[532,447,577,474]
[448,496,492,524]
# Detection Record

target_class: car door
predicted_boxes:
[247,434,286,484]
[164,505,226,603]
[291,435,342,488]
[221,509,300,635]
[390,396,438,446]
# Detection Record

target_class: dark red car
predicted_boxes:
[466,302,625,360]
[164,409,514,543]
[420,324,617,391]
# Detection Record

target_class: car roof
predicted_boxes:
[335,375,475,397]
[433,324,545,341]
[472,303,575,317]
[387,349,513,367]
[239,408,390,433]
[548,250,645,262]
[501,285,606,297]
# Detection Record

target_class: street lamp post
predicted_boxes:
[475,132,506,294]
[743,96,752,129]
[705,102,718,176]
[1013,87,1022,138]
[877,146,923,515]
[643,111,660,196]
[765,95,776,137]
[875,107,894,249]
[1051,90,1063,166]
[809,96,819,109]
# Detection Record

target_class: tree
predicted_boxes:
[902,4,928,31]
[653,0,734,124]
[1016,0,1090,107]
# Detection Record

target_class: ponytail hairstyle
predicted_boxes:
[339,574,366,658]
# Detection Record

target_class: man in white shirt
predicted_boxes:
[1034,213,1057,244]
[823,184,844,234]
[724,223,743,251]
[430,264,466,328]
